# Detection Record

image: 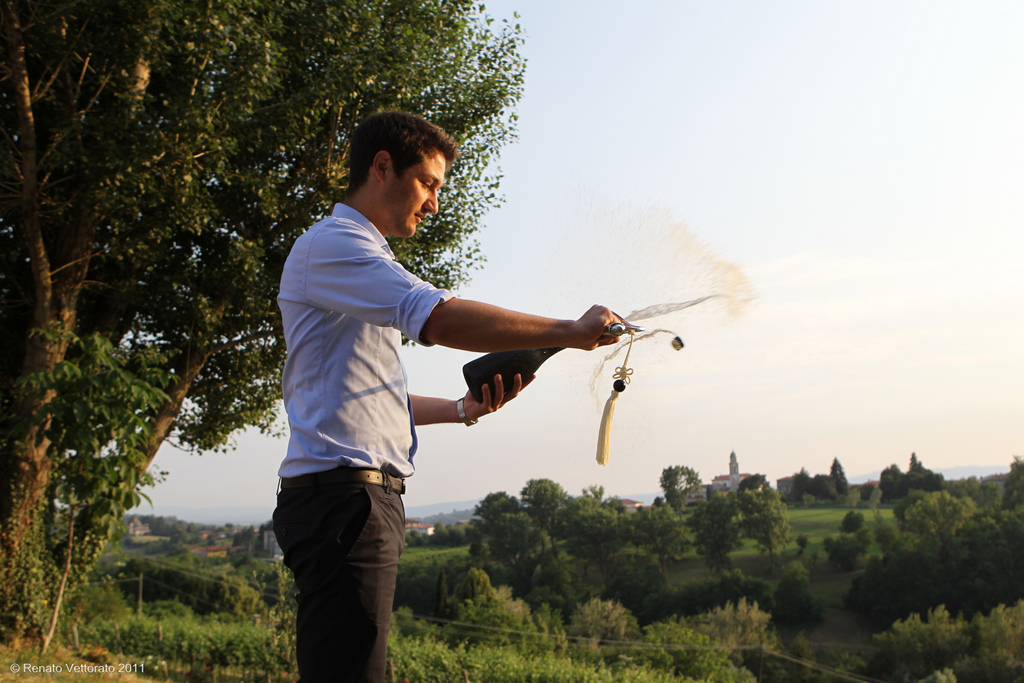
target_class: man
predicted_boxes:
[272,112,619,682]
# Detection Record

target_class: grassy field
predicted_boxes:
[662,504,893,652]
[124,536,170,544]
[664,504,893,584]
[401,544,472,566]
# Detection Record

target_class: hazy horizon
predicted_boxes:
[129,462,1012,527]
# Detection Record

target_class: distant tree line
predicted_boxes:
[783,457,850,502]
[405,522,469,548]
[878,452,945,501]
[782,453,1005,509]
[122,515,264,554]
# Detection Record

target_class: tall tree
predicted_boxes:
[470,491,531,564]
[879,464,906,501]
[659,465,702,514]
[558,493,626,582]
[905,455,945,494]
[486,511,539,569]
[0,0,524,643]
[473,491,521,525]
[736,488,791,567]
[1003,457,1024,510]
[902,491,977,559]
[830,458,849,495]
[909,452,924,473]
[632,504,690,577]
[433,565,450,619]
[688,494,742,575]
[520,478,568,553]
[789,468,812,500]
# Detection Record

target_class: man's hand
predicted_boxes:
[573,304,623,350]
[463,372,535,421]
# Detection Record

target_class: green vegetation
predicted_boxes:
[846,482,1024,631]
[867,602,1024,682]
[659,466,702,514]
[688,494,744,574]
[879,453,946,502]
[387,630,692,683]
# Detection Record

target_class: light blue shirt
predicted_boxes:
[277,204,453,478]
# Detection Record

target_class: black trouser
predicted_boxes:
[273,481,405,683]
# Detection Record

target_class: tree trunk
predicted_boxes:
[0,0,54,560]
[0,0,101,642]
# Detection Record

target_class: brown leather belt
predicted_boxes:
[280,467,406,495]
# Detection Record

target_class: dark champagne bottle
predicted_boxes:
[462,347,565,403]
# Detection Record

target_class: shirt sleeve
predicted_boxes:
[284,219,453,344]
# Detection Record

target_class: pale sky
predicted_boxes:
[135,1,1023,521]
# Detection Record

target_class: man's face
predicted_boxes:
[379,151,447,239]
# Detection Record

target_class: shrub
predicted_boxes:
[823,528,872,571]
[641,570,774,624]
[387,629,682,683]
[867,606,970,681]
[569,598,640,645]
[79,615,290,672]
[639,617,746,682]
[840,511,865,533]
[771,562,825,629]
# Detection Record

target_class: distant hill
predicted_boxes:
[130,492,666,527]
[849,464,1009,483]
[125,504,274,526]
[404,498,482,519]
[415,509,476,526]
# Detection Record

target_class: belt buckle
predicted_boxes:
[382,471,405,495]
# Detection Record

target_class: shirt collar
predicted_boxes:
[332,203,389,251]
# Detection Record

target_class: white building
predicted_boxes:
[708,451,751,494]
[263,530,283,559]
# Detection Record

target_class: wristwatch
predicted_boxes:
[456,397,478,426]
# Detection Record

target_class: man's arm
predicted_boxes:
[410,373,532,425]
[419,299,620,352]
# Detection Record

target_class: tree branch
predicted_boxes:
[47,247,108,277]
[207,329,275,356]
[79,71,111,117]
[31,19,90,103]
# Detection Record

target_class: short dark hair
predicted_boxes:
[347,112,459,192]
